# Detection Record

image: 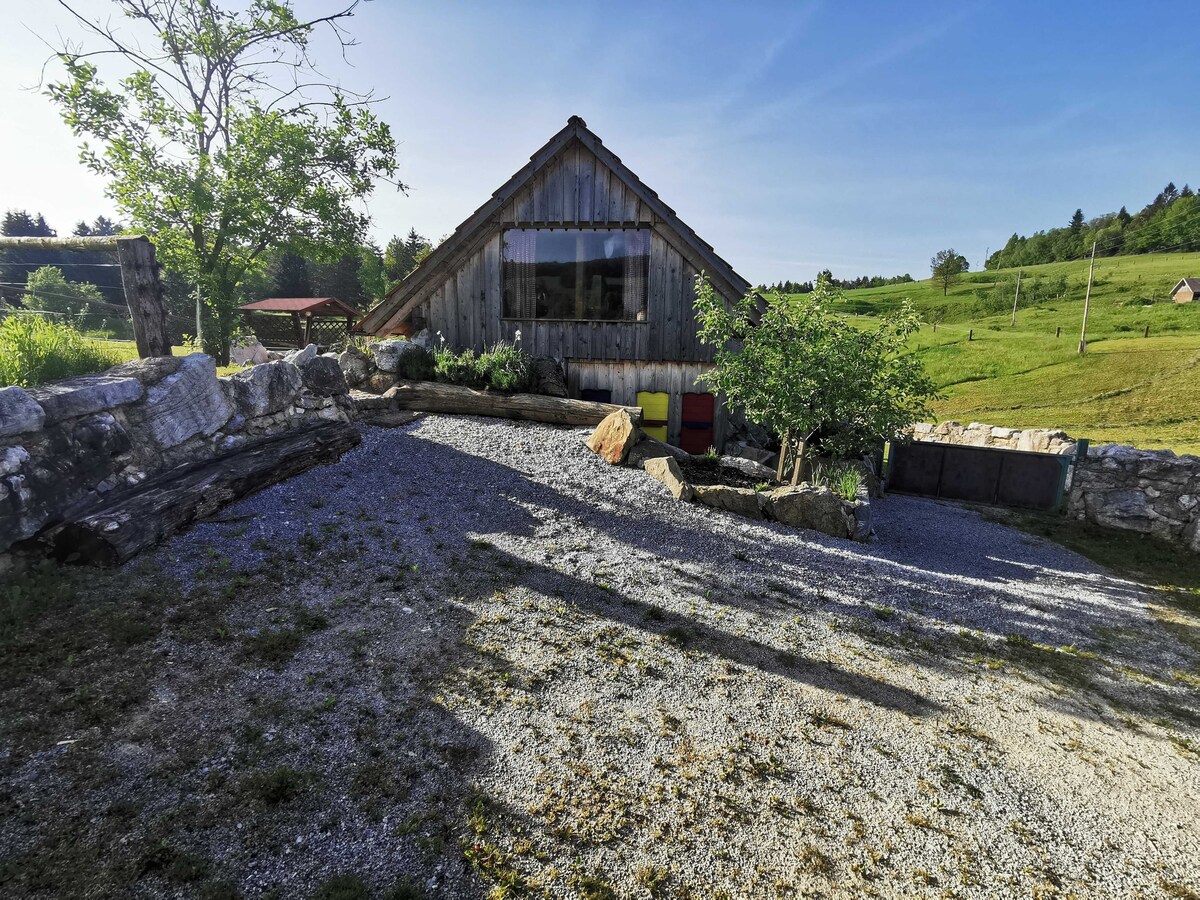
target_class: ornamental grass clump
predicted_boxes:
[431,333,534,392]
[0,314,119,388]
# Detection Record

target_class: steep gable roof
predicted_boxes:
[241,297,360,317]
[360,116,751,335]
[1172,278,1200,294]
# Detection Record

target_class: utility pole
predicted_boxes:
[1078,241,1097,354]
[1010,268,1022,327]
[195,284,203,347]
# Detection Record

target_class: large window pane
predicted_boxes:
[502,228,649,321]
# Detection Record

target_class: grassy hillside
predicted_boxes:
[804,252,1200,454]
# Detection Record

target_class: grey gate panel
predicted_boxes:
[888,441,1072,513]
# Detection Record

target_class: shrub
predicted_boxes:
[811,462,864,502]
[0,314,119,387]
[432,346,485,388]
[477,340,533,392]
[25,266,106,315]
[393,344,435,380]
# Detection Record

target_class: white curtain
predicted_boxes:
[622,230,649,320]
[505,230,537,318]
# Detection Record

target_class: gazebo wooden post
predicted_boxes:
[303,312,313,345]
[290,312,304,347]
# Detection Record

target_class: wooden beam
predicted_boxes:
[45,422,361,566]
[0,235,130,251]
[378,381,642,426]
[115,236,171,358]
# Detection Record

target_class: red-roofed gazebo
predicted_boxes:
[239,297,362,350]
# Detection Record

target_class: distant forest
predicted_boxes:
[762,270,915,294]
[987,182,1200,269]
[0,209,435,322]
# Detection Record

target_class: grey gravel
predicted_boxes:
[4,414,1197,899]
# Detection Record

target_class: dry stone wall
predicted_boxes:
[1068,445,1200,552]
[0,351,352,554]
[910,421,1077,455]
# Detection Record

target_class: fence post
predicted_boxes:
[115,236,171,358]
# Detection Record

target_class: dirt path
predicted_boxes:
[2,416,1197,899]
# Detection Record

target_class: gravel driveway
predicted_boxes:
[2,415,1197,899]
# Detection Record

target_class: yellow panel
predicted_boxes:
[637,390,669,442]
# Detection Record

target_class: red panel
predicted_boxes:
[680,392,715,455]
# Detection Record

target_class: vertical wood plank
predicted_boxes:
[664,245,681,362]
[548,156,564,222]
[608,178,624,223]
[592,160,608,224]
[579,150,593,223]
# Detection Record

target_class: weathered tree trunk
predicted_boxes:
[47,422,360,566]
[115,236,172,358]
[379,381,642,426]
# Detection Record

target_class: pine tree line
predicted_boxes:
[761,271,915,294]
[988,182,1200,268]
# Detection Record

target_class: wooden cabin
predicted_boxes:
[361,116,752,451]
[1171,278,1200,304]
[240,296,361,350]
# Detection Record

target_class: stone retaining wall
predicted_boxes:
[0,350,352,554]
[911,421,1077,455]
[1068,445,1200,552]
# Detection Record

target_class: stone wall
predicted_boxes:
[1067,445,1200,552]
[910,421,1077,455]
[0,350,352,554]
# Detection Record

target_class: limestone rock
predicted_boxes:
[693,484,763,519]
[587,409,641,465]
[372,339,425,373]
[626,436,688,469]
[337,346,373,387]
[231,341,270,366]
[717,455,776,482]
[284,343,318,366]
[130,353,231,449]
[365,371,397,394]
[1,445,30,476]
[299,355,349,397]
[767,485,854,538]
[409,329,432,349]
[28,373,143,425]
[105,356,184,387]
[644,456,694,501]
[224,360,303,418]
[0,386,45,437]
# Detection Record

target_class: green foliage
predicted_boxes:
[24,266,106,316]
[694,272,941,459]
[477,340,533,392]
[810,462,865,502]
[46,1,397,363]
[0,314,118,387]
[384,228,433,282]
[393,344,436,381]
[930,249,969,296]
[430,339,535,392]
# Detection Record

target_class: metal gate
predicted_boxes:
[887,441,1074,512]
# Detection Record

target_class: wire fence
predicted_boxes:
[0,307,194,344]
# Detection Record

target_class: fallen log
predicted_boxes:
[380,381,642,427]
[46,421,360,566]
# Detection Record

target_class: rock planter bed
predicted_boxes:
[587,409,873,541]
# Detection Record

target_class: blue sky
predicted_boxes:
[1,1,1196,284]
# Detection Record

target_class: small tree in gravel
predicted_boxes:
[693,271,941,463]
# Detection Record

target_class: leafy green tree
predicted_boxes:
[357,244,387,309]
[930,249,969,296]
[693,272,940,460]
[269,250,313,298]
[384,227,432,281]
[25,265,106,315]
[47,0,399,362]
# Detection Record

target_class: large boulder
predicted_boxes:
[587,409,641,465]
[531,357,568,398]
[224,360,303,418]
[284,343,318,366]
[626,436,689,469]
[231,341,271,367]
[767,485,854,538]
[0,386,46,438]
[128,353,231,449]
[365,371,397,394]
[693,484,764,519]
[27,373,143,425]
[337,346,374,387]
[644,456,694,502]
[372,339,424,374]
[298,355,349,397]
[105,356,184,387]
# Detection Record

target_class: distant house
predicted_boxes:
[239,297,361,350]
[359,116,753,451]
[1170,278,1200,303]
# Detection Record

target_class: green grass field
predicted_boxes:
[809,252,1200,455]
[101,340,243,377]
